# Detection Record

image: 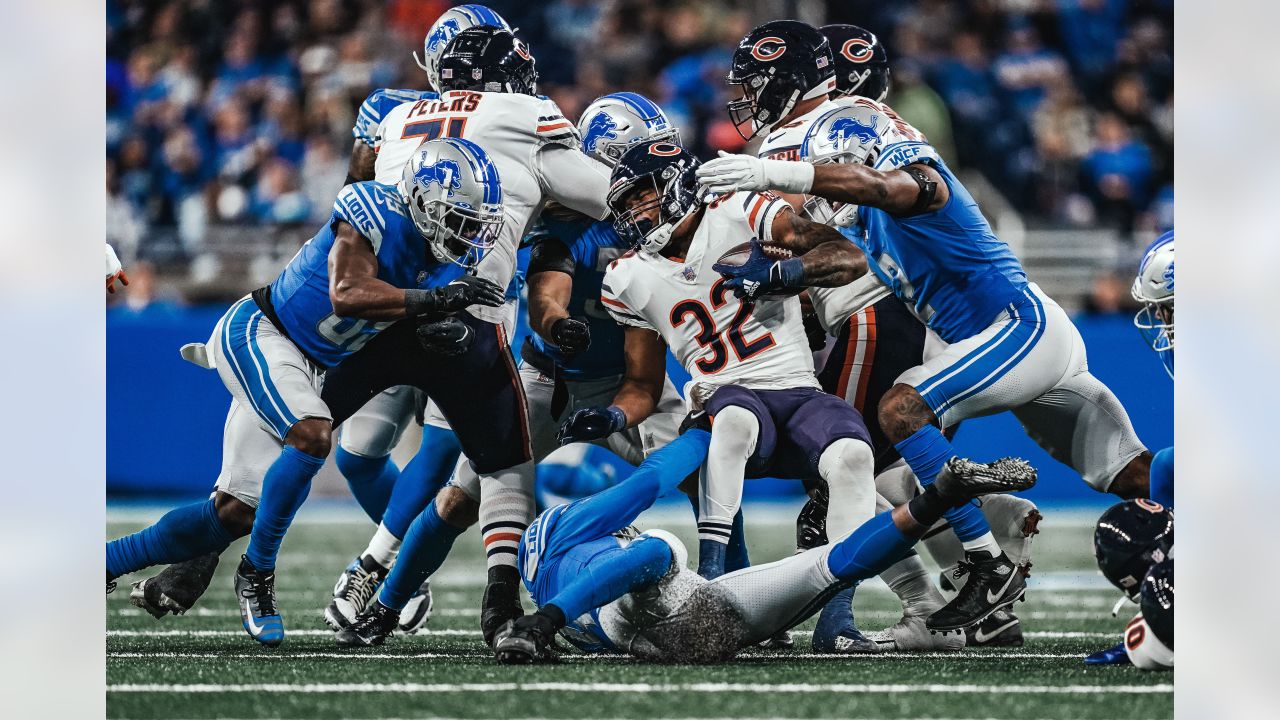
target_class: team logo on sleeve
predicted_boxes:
[828,115,880,146]
[583,112,620,153]
[426,19,461,52]
[414,159,463,195]
[840,38,874,63]
[750,36,787,61]
[648,142,682,156]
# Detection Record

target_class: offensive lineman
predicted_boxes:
[698,31,1152,634]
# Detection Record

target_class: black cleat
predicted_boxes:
[926,550,1025,633]
[934,457,1037,503]
[234,556,284,647]
[324,555,389,631]
[493,613,558,664]
[481,574,525,648]
[967,607,1024,647]
[335,601,400,648]
[131,553,220,618]
[795,484,829,551]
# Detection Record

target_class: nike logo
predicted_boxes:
[243,604,266,636]
[986,569,1019,605]
[971,617,1018,644]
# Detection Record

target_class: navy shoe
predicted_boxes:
[1084,642,1131,665]
[811,586,879,654]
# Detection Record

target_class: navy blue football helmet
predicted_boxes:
[727,20,836,140]
[606,140,702,255]
[1093,499,1174,599]
[438,26,538,96]
[1139,557,1173,649]
[820,24,891,102]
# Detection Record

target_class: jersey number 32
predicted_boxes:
[670,278,775,374]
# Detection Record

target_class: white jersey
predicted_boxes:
[757,98,893,334]
[601,191,820,409]
[1124,612,1173,670]
[374,90,612,323]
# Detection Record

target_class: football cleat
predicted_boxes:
[234,555,284,647]
[1084,641,1132,665]
[967,608,1024,647]
[795,485,829,551]
[130,552,220,618]
[335,601,400,648]
[324,555,389,631]
[493,613,558,664]
[811,586,879,654]
[926,550,1025,633]
[757,630,795,650]
[398,580,435,634]
[480,573,525,648]
[934,456,1038,503]
[868,615,965,652]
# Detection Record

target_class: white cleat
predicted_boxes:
[324,556,389,631]
[867,615,966,652]
[397,580,435,634]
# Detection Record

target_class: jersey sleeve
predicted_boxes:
[533,96,582,148]
[332,183,387,253]
[600,260,655,330]
[353,89,436,147]
[739,191,792,244]
[534,145,612,221]
[1123,613,1174,671]
[526,226,576,276]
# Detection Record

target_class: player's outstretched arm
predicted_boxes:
[770,209,867,287]
[808,162,949,216]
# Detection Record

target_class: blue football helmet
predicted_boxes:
[1132,230,1174,378]
[402,137,504,270]
[607,140,702,255]
[416,5,513,91]
[727,20,836,140]
[437,26,538,96]
[820,24,891,102]
[578,92,680,167]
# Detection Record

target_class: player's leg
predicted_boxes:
[1149,447,1174,508]
[698,386,775,579]
[334,386,418,523]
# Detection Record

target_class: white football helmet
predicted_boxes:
[577,92,680,167]
[796,104,888,226]
[1132,230,1174,377]
[415,4,513,91]
[401,138,504,270]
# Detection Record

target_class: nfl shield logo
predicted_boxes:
[682,265,697,281]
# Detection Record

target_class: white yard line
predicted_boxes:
[109,651,1088,661]
[108,681,1171,694]
[109,629,1117,640]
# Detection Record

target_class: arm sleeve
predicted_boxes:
[527,232,576,276]
[534,145,612,221]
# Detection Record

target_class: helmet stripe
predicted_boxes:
[606,92,665,127]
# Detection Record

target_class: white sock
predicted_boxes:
[880,553,945,617]
[698,406,758,541]
[363,523,402,569]
[960,531,1002,556]
[479,461,536,571]
[818,438,876,541]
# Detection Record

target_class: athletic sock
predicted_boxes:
[106,498,233,579]
[826,511,918,582]
[363,523,401,568]
[697,538,728,579]
[479,462,536,573]
[725,509,751,572]
[879,551,945,616]
[378,501,465,610]
[381,424,462,540]
[546,536,673,621]
[961,531,1002,556]
[244,446,326,572]
[334,448,399,524]
[895,425,992,543]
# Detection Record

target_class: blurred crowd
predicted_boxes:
[107,0,1172,312]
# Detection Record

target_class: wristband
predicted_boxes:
[777,257,806,288]
[405,288,439,316]
[606,405,627,432]
[762,158,815,194]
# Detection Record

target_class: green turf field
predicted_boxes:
[107,503,1172,719]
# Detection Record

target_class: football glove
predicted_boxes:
[711,240,805,300]
[550,317,591,354]
[695,150,815,195]
[406,275,506,317]
[416,315,474,356]
[557,405,626,445]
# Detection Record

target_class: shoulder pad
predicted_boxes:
[599,253,653,329]
[353,88,437,145]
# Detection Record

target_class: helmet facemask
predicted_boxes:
[408,189,503,271]
[608,170,696,256]
[727,71,799,141]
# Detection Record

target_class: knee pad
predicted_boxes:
[874,459,919,506]
[709,405,759,456]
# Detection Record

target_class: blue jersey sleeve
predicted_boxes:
[352,88,439,146]
[331,183,392,252]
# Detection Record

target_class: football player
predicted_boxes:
[560,140,883,619]
[1087,499,1174,669]
[106,139,511,646]
[1131,230,1174,508]
[332,26,617,648]
[698,32,1152,636]
[492,412,1036,664]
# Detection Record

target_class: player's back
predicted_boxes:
[602,192,819,408]
[268,181,463,367]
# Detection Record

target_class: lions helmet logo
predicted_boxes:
[514,39,533,61]
[583,112,620,154]
[827,114,880,147]
[750,36,786,61]
[414,158,463,195]
[1162,260,1174,292]
[840,38,874,63]
[648,142,682,157]
[426,18,461,53]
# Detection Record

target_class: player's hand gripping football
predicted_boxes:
[557,405,626,445]
[696,151,815,196]
[712,240,804,301]
[550,317,591,354]
[416,315,475,356]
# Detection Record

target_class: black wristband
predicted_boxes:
[405,288,440,317]
[902,165,938,216]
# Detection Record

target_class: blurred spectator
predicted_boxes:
[992,24,1070,119]
[886,62,956,166]
[1082,113,1153,231]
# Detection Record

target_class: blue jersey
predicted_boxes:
[352,88,438,147]
[852,155,1029,343]
[268,181,464,368]
[527,215,630,380]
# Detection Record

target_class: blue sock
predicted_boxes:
[726,509,750,572]
[106,498,233,579]
[379,501,465,610]
[546,536,672,620]
[1150,447,1174,509]
[245,446,326,572]
[697,539,727,579]
[335,448,399,524]
[825,512,918,581]
[382,425,462,540]
[895,425,992,543]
